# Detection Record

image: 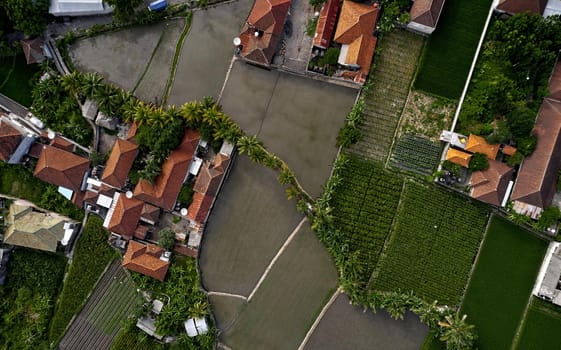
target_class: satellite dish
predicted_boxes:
[233,37,241,46]
[125,191,133,199]
[254,30,260,37]
[314,11,319,16]
[180,208,188,216]
[47,130,55,139]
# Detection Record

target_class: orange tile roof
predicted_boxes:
[496,0,547,15]
[511,98,561,208]
[409,0,445,28]
[313,0,340,49]
[141,203,160,224]
[122,241,169,281]
[34,145,90,192]
[213,153,230,173]
[50,136,75,152]
[334,1,379,78]
[101,138,138,189]
[187,192,213,224]
[239,0,291,66]
[470,159,514,206]
[133,129,200,210]
[502,145,517,156]
[446,148,472,168]
[0,120,22,161]
[107,194,143,239]
[134,225,149,240]
[126,122,138,143]
[465,134,499,160]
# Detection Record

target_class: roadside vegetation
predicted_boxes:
[0,248,67,349]
[414,0,492,99]
[0,163,84,221]
[49,216,116,343]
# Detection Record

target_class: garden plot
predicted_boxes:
[370,181,489,305]
[70,22,166,91]
[166,0,254,105]
[390,134,441,175]
[59,260,140,350]
[199,155,304,296]
[133,18,186,104]
[219,223,338,350]
[304,293,428,350]
[414,0,493,99]
[516,298,561,350]
[220,60,357,197]
[331,155,403,282]
[348,30,424,163]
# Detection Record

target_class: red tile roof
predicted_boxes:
[20,38,45,64]
[122,241,169,281]
[334,1,380,80]
[410,0,445,28]
[133,129,200,210]
[313,0,340,49]
[141,203,160,225]
[34,145,90,192]
[28,143,43,158]
[101,138,138,189]
[107,194,143,239]
[511,98,561,208]
[502,145,517,156]
[187,192,213,223]
[193,162,224,198]
[496,0,547,15]
[50,136,75,152]
[0,120,22,161]
[127,122,138,143]
[239,0,291,66]
[470,159,514,206]
[174,243,198,258]
[213,153,230,173]
[134,225,149,240]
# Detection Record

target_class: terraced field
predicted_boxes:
[59,260,140,350]
[348,30,424,162]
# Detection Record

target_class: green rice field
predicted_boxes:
[0,54,39,106]
[414,0,493,99]
[515,298,561,350]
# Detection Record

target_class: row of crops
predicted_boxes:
[369,181,489,305]
[390,134,441,175]
[348,30,424,162]
[331,155,403,282]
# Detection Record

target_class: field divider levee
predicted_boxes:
[207,291,248,301]
[247,217,308,302]
[297,288,341,350]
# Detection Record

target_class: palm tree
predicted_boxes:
[60,71,82,98]
[202,104,222,127]
[278,167,295,185]
[180,101,203,126]
[188,301,209,319]
[438,313,477,350]
[80,72,104,99]
[133,101,150,126]
[383,292,406,320]
[237,135,266,163]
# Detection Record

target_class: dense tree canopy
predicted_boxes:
[104,0,143,23]
[2,0,50,35]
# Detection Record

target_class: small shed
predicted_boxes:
[184,317,209,337]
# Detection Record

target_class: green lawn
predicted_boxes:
[459,215,547,350]
[370,181,488,305]
[414,0,493,99]
[515,298,561,349]
[0,54,39,107]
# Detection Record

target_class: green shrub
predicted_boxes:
[49,216,115,342]
[177,183,194,206]
[158,228,176,251]
[305,16,318,37]
[468,153,489,171]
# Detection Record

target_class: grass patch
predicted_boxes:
[516,297,561,349]
[331,155,403,281]
[414,0,492,99]
[0,163,84,221]
[49,216,116,343]
[370,181,489,305]
[460,215,547,350]
[0,248,67,349]
[0,54,40,107]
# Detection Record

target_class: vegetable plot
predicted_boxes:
[390,134,441,175]
[331,156,403,282]
[370,181,488,305]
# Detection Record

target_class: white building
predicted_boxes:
[49,0,113,16]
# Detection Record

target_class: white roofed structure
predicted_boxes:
[49,0,113,16]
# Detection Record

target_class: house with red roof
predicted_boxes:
[238,0,291,67]
[34,145,90,194]
[122,241,170,281]
[333,1,380,84]
[407,0,446,35]
[0,119,23,162]
[104,193,143,240]
[313,0,340,50]
[134,129,200,210]
[470,159,514,206]
[20,38,45,65]
[495,0,547,15]
[101,138,138,189]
